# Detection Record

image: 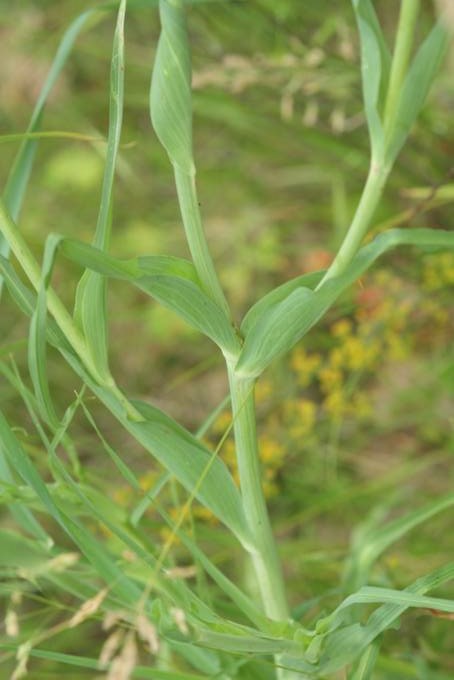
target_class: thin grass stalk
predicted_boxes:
[318,0,422,287]
[174,166,230,319]
[383,0,421,142]
[0,199,141,423]
[316,162,389,286]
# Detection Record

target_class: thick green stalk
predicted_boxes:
[383,0,421,144]
[317,162,389,286]
[227,366,289,621]
[0,199,141,422]
[228,368,302,679]
[174,166,230,318]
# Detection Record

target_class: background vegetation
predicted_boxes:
[1,1,453,677]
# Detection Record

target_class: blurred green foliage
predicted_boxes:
[1,1,453,677]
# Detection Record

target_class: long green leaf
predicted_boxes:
[236,228,454,378]
[351,0,391,160]
[61,238,240,356]
[0,423,51,547]
[91,389,253,549]
[74,0,127,382]
[150,0,193,172]
[0,7,107,299]
[314,562,454,674]
[386,21,449,162]
[1,253,248,546]
[0,409,142,608]
[348,638,381,680]
[27,234,65,429]
[345,492,454,589]
[0,644,210,678]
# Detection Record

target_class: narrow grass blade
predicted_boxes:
[80,400,140,490]
[2,254,249,546]
[0,644,210,679]
[331,584,454,619]
[28,235,64,429]
[345,492,454,589]
[385,21,449,163]
[351,0,391,160]
[348,638,382,680]
[0,7,104,298]
[116,397,252,549]
[74,0,127,382]
[0,421,51,546]
[236,227,454,378]
[0,256,37,316]
[196,628,302,656]
[156,505,272,633]
[0,409,142,607]
[0,529,52,568]
[314,562,454,674]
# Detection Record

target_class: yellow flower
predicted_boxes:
[290,349,321,387]
[331,318,352,338]
[138,470,159,492]
[319,366,343,392]
[259,438,285,466]
[287,398,317,439]
[351,392,372,420]
[341,335,377,372]
[323,389,348,419]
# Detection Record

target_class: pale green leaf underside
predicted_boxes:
[236,228,454,378]
[385,21,449,162]
[150,0,193,171]
[61,238,240,355]
[351,0,391,160]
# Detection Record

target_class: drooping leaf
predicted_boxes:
[91,390,253,550]
[61,238,240,356]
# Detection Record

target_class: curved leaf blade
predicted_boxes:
[236,228,454,378]
[150,0,193,172]
[61,238,240,356]
[385,21,449,162]
[74,0,127,382]
[351,0,391,160]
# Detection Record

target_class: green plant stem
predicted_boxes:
[174,166,230,317]
[228,368,302,680]
[383,0,421,144]
[227,366,289,621]
[317,162,389,286]
[0,199,141,422]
